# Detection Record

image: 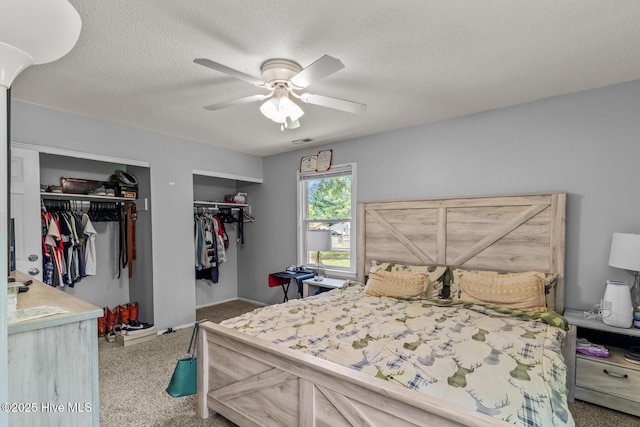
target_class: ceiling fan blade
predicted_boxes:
[203,94,268,111]
[289,55,345,89]
[194,58,265,86]
[300,93,366,114]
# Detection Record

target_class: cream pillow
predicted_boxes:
[364,268,430,299]
[370,261,447,298]
[451,269,552,312]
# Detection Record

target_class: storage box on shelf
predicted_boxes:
[56,176,138,199]
[116,184,138,199]
[60,177,103,194]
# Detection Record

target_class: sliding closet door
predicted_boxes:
[10,147,42,281]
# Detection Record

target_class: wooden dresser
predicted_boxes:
[7,271,102,427]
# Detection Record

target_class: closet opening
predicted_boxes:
[192,172,260,315]
[37,153,154,325]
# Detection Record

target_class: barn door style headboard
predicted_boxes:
[356,193,566,313]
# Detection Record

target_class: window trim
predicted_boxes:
[297,162,357,279]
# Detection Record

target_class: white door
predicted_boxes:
[10,147,42,281]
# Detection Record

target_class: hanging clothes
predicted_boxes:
[82,213,97,276]
[41,200,89,287]
[194,209,228,283]
[213,215,227,263]
[126,202,137,278]
[42,211,65,287]
[41,198,133,286]
[218,207,245,245]
[118,202,137,278]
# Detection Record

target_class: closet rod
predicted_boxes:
[193,200,248,208]
[41,192,137,203]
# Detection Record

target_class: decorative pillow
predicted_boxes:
[450,269,555,312]
[364,268,430,299]
[369,261,447,298]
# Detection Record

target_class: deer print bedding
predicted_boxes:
[220,282,574,427]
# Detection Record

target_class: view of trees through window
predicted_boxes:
[306,175,352,269]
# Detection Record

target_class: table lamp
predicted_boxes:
[306,229,332,281]
[608,232,640,311]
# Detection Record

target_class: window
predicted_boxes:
[297,163,356,277]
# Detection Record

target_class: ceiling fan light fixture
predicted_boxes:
[284,117,300,129]
[280,118,300,131]
[259,97,280,122]
[279,96,304,121]
[259,94,304,125]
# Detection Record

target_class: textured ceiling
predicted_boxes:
[11,1,640,156]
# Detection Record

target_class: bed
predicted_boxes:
[196,192,571,426]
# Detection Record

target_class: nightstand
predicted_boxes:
[564,309,640,416]
[302,277,346,298]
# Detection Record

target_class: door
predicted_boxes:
[10,147,42,281]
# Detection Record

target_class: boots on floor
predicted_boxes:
[118,304,130,326]
[105,306,118,332]
[128,302,138,323]
[105,307,118,341]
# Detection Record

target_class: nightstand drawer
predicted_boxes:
[576,356,640,402]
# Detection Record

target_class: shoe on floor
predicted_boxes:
[122,321,144,331]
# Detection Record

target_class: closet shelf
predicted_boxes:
[40,192,136,202]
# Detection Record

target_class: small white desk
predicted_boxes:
[302,277,346,298]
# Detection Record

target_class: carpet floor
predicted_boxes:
[98,300,640,427]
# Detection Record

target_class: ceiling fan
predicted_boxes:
[194,54,366,130]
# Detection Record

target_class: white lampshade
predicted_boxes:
[259,95,304,124]
[283,117,300,130]
[307,229,332,252]
[259,98,280,122]
[279,97,304,121]
[609,232,640,272]
[0,0,82,88]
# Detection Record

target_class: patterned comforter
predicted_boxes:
[221,282,574,427]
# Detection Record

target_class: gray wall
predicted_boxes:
[239,79,640,311]
[12,101,263,330]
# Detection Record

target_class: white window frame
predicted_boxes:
[297,163,357,279]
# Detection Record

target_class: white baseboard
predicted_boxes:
[157,322,195,335]
[163,298,268,334]
[237,297,268,306]
[195,297,238,309]
[196,297,268,309]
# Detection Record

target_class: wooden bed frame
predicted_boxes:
[196,192,567,426]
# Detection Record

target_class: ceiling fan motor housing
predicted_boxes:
[260,59,302,85]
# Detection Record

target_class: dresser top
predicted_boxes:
[9,271,102,335]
